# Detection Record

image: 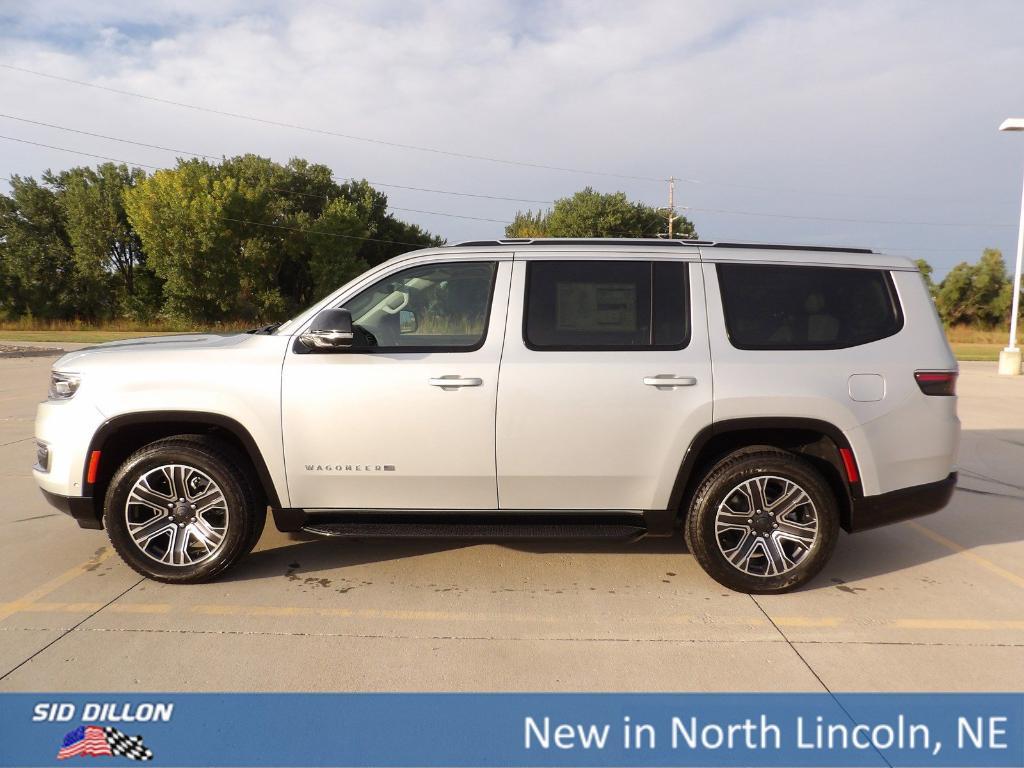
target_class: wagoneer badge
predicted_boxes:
[304,464,396,472]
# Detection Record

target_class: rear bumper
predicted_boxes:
[40,489,102,530]
[847,472,956,533]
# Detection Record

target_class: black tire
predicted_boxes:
[169,434,267,556]
[103,436,263,583]
[684,447,839,594]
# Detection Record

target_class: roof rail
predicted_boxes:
[447,237,873,254]
[448,238,713,248]
[711,242,874,254]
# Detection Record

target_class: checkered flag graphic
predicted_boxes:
[103,727,154,761]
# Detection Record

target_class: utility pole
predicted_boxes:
[666,176,676,239]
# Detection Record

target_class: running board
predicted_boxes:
[297,511,648,540]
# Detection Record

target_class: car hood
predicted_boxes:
[54,333,257,369]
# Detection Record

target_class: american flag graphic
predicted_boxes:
[57,725,154,761]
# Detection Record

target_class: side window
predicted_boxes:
[524,260,689,350]
[716,263,903,350]
[342,261,497,351]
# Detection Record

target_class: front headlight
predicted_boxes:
[48,371,81,400]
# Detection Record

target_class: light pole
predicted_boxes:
[998,118,1024,376]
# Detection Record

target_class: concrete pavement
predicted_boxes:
[0,356,1021,691]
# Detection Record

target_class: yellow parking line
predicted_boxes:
[774,616,843,628]
[13,602,103,613]
[909,521,1024,589]
[0,548,113,622]
[0,598,1022,635]
[107,603,172,614]
[896,619,1024,631]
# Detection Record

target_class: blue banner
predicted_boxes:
[1,693,1021,767]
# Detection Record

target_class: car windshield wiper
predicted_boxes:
[246,322,282,335]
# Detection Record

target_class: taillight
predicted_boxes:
[915,371,957,396]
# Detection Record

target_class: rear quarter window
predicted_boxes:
[716,263,903,350]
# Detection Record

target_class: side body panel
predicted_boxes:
[495,254,713,510]
[702,253,959,496]
[281,259,512,510]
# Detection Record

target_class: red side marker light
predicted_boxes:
[914,371,957,396]
[86,451,101,484]
[838,447,859,484]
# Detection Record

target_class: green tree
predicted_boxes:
[306,197,372,299]
[506,187,697,239]
[124,159,250,323]
[914,258,938,299]
[0,176,83,320]
[48,163,163,320]
[335,178,444,267]
[3,156,443,324]
[935,248,1013,327]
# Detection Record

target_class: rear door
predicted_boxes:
[495,251,713,510]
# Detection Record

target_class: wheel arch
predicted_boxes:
[83,411,283,527]
[668,417,860,532]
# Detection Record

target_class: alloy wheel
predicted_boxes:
[714,475,819,577]
[124,464,228,566]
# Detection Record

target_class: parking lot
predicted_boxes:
[0,351,1021,692]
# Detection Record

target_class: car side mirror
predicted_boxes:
[299,308,355,351]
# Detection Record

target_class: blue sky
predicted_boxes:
[1,0,1022,277]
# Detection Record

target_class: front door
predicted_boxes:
[496,254,713,510]
[282,258,510,510]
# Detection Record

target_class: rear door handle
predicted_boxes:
[429,376,483,388]
[643,375,697,388]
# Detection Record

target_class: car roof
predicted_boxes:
[385,238,918,271]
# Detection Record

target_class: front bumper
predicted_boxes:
[40,489,102,529]
[847,472,957,533]
[32,398,106,498]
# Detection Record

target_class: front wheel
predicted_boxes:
[104,436,264,583]
[684,448,839,594]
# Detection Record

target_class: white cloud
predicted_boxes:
[1,0,1022,274]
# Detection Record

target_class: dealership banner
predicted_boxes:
[1,693,1021,767]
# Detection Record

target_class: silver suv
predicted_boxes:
[33,238,960,593]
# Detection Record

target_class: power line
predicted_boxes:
[0,127,1012,232]
[0,134,162,169]
[681,204,1014,229]
[388,206,509,224]
[216,216,431,247]
[0,136,505,225]
[0,176,434,248]
[0,63,667,183]
[362,180,552,204]
[3,173,1000,259]
[2,64,999,206]
[0,114,554,204]
[0,113,221,161]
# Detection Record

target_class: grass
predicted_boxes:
[944,325,1007,345]
[950,342,1003,362]
[0,319,250,344]
[945,325,1007,361]
[0,330,184,343]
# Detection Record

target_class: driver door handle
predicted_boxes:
[429,376,483,388]
[643,375,697,388]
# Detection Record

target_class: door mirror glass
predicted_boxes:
[299,308,355,351]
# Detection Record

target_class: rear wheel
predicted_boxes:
[104,436,263,583]
[684,447,839,594]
